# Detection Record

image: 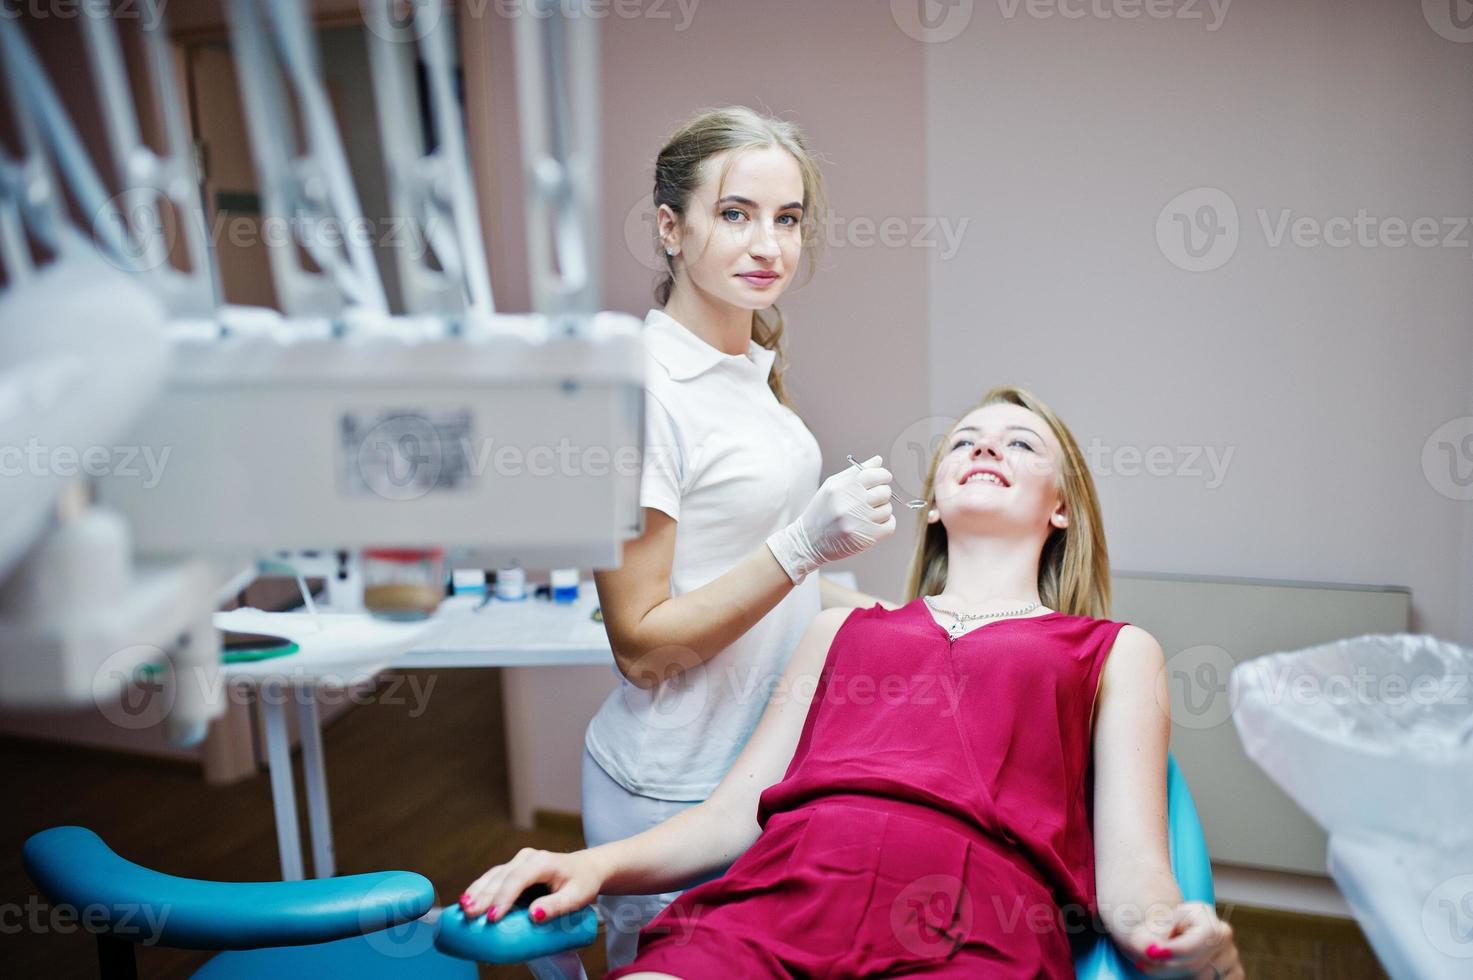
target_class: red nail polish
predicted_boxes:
[484,906,497,919]
[1147,943,1173,959]
[531,907,546,922]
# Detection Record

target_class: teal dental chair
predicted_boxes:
[23,754,1211,979]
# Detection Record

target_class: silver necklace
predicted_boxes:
[923,595,1042,641]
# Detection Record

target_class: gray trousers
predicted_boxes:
[578,747,701,971]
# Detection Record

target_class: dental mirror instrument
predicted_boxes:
[846,454,928,509]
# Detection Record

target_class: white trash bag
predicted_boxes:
[1230,633,1473,980]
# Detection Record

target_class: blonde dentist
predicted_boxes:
[577,107,893,968]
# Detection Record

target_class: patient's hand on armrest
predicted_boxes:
[1115,900,1243,979]
[459,847,606,926]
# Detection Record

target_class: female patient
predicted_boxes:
[461,386,1244,979]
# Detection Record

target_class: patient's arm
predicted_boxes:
[459,606,852,923]
[1092,625,1241,978]
[1092,626,1180,936]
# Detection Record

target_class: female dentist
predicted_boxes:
[579,106,896,968]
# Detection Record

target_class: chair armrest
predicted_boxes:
[435,903,599,965]
[23,826,433,950]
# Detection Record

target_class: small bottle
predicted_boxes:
[550,568,579,604]
[451,568,488,597]
[494,564,527,601]
[361,548,445,621]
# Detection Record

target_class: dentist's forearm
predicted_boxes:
[606,544,797,688]
[588,798,757,896]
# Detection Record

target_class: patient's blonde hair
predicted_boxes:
[651,105,828,409]
[903,385,1112,619]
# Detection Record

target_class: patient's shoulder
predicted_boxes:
[1100,624,1166,686]
[809,605,856,638]
[782,607,854,680]
[1112,623,1161,651]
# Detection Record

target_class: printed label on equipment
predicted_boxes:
[338,408,474,500]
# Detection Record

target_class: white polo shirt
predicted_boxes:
[583,308,823,800]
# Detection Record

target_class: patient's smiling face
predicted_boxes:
[929,403,1069,537]
[659,145,806,312]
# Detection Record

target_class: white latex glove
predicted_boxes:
[765,454,897,584]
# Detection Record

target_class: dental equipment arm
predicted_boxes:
[363,0,493,316]
[511,0,601,335]
[0,0,643,745]
[77,0,219,317]
[222,0,387,316]
[0,11,218,746]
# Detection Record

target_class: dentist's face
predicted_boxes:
[929,403,1069,537]
[660,145,806,311]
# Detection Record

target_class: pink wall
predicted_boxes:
[922,0,1473,643]
[479,1,932,601]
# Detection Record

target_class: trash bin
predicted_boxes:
[1230,633,1473,980]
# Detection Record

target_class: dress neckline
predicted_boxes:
[911,597,1065,641]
